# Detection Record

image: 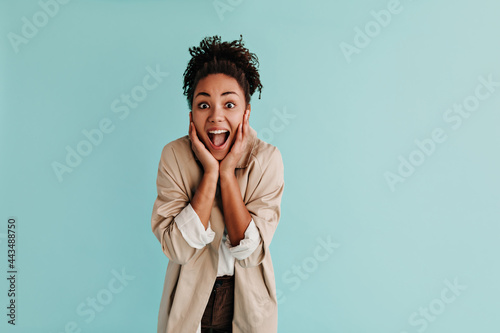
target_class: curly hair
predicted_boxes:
[182,35,263,110]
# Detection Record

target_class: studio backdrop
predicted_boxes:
[1,0,499,332]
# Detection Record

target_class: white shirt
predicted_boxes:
[174,203,261,333]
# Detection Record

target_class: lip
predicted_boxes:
[206,127,230,132]
[206,127,230,151]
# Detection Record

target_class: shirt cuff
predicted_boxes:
[174,203,216,249]
[224,219,261,260]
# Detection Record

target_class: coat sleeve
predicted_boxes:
[151,144,206,265]
[224,218,261,260]
[236,146,285,268]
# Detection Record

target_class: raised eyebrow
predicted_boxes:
[195,92,210,98]
[195,91,238,98]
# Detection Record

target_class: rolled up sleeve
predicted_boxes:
[175,203,216,249]
[224,219,261,260]
[151,144,205,265]
[236,147,284,268]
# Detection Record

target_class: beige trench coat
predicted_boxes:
[151,126,284,333]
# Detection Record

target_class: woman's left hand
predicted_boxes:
[220,109,250,176]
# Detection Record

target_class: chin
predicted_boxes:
[212,151,227,161]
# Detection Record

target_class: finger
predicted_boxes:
[244,110,249,132]
[189,122,195,141]
[238,122,243,142]
[241,122,247,149]
[240,114,246,139]
[231,124,242,152]
[190,122,198,141]
[189,122,201,146]
[190,123,212,154]
[243,113,248,136]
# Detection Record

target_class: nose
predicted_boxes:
[208,104,224,123]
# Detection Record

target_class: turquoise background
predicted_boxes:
[1,0,499,332]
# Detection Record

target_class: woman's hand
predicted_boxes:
[189,112,219,175]
[220,109,250,177]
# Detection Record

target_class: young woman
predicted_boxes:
[151,35,284,333]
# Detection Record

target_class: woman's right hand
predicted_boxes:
[189,112,219,175]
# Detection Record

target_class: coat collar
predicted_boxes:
[188,126,258,169]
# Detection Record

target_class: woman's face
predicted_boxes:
[190,73,250,161]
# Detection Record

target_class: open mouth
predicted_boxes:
[207,130,230,148]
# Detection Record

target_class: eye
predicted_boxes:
[225,102,235,108]
[198,102,209,109]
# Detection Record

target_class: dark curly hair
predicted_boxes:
[182,35,263,110]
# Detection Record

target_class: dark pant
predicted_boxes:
[201,274,235,333]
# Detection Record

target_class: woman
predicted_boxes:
[151,35,284,333]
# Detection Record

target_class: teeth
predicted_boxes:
[208,130,229,134]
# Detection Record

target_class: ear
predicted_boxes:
[189,111,192,122]
[246,104,251,118]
